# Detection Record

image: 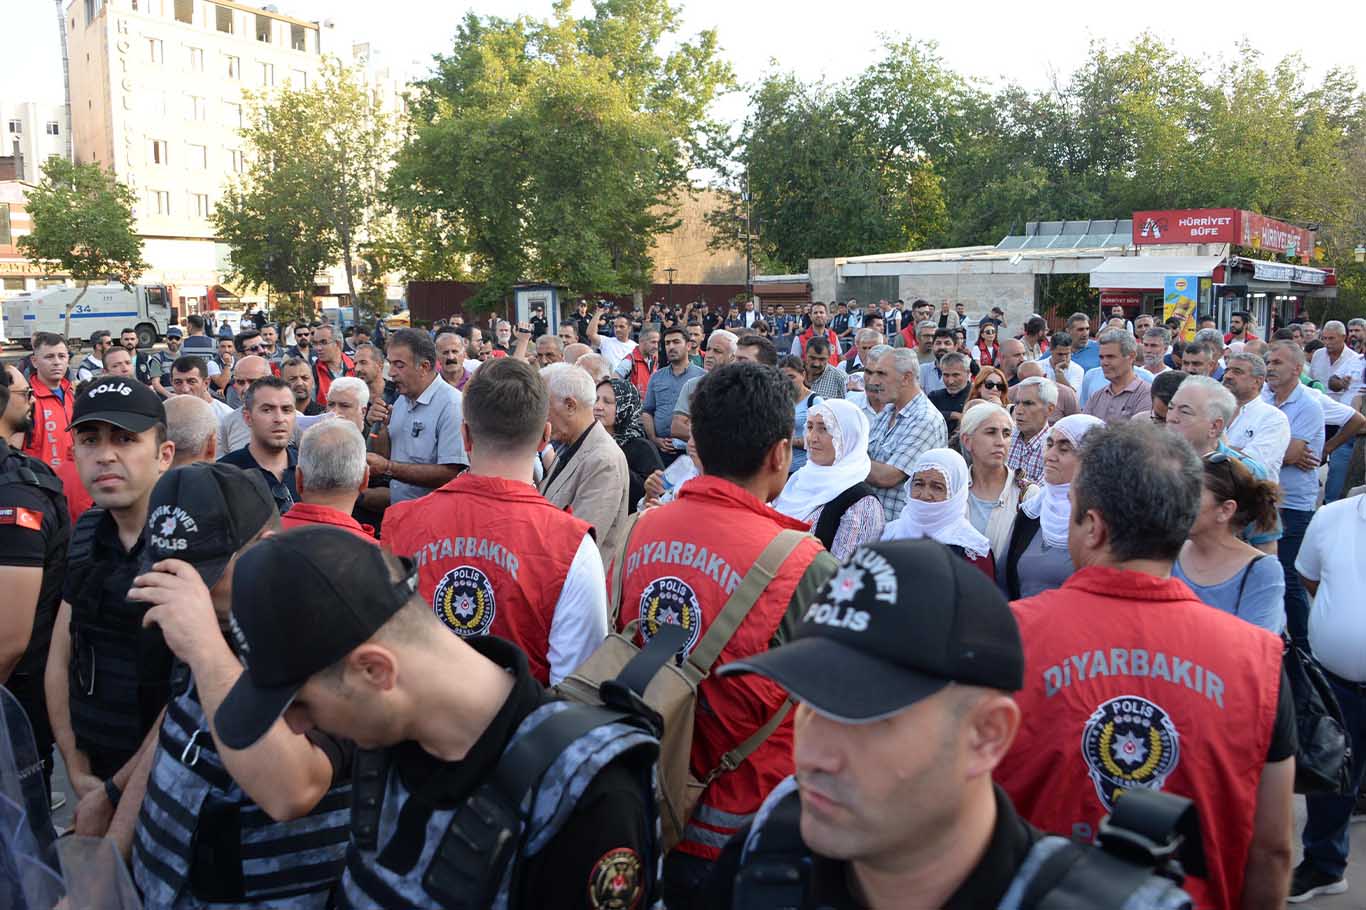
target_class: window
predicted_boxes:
[150,139,168,164]
[290,69,307,88]
[225,54,239,79]
[187,46,203,71]
[190,193,210,217]
[46,121,60,136]
[188,144,207,168]
[228,148,244,173]
[6,120,20,134]
[146,190,170,215]
[258,62,274,86]
[0,205,10,246]
[174,0,193,24]
[2,278,26,292]
[255,13,272,43]
[223,101,241,127]
[188,95,206,120]
[290,23,306,51]
[147,37,163,64]
[214,3,232,33]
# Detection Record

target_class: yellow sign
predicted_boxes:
[1162,275,1199,341]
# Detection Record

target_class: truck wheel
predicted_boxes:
[136,324,158,348]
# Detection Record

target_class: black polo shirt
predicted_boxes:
[703,785,1038,909]
[0,442,70,680]
[376,637,655,910]
[219,444,298,515]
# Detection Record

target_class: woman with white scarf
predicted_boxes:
[998,414,1105,598]
[772,399,883,558]
[880,448,995,577]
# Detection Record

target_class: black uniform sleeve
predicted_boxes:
[0,485,54,568]
[519,757,655,910]
[1266,667,1297,763]
[304,729,356,784]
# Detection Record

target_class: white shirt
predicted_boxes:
[597,335,638,371]
[207,396,235,422]
[1309,347,1364,405]
[1225,397,1291,483]
[1299,495,1366,681]
[1042,359,1084,391]
[547,532,610,684]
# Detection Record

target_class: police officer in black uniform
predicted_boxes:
[45,377,175,840]
[0,364,70,790]
[215,527,662,910]
[127,463,353,908]
[700,540,1196,910]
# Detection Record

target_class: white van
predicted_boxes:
[2,283,173,348]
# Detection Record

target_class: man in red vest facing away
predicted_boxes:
[23,332,92,519]
[382,357,607,686]
[790,302,841,366]
[615,362,838,903]
[995,422,1294,910]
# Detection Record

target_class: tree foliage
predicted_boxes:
[214,59,393,320]
[18,156,146,339]
[389,0,733,307]
[723,34,1366,311]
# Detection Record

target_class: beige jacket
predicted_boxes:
[540,421,630,566]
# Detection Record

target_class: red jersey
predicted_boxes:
[996,566,1283,910]
[24,376,92,520]
[280,502,376,541]
[382,473,590,685]
[615,476,829,860]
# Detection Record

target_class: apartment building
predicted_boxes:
[0,100,70,184]
[65,0,334,313]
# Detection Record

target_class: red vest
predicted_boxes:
[24,377,91,520]
[382,473,590,685]
[974,339,999,365]
[796,327,840,366]
[996,566,1282,910]
[623,347,656,396]
[615,476,825,860]
[312,353,355,403]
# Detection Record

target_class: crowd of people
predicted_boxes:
[1,295,1365,909]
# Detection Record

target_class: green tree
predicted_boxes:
[390,0,733,307]
[214,59,394,321]
[19,157,146,342]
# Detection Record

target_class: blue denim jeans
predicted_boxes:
[1279,508,1314,648]
[1303,674,1366,877]
[1325,436,1358,503]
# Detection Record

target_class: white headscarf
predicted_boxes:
[1020,414,1105,548]
[881,448,991,559]
[773,400,872,521]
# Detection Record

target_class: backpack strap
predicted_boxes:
[686,528,809,678]
[704,698,794,785]
[608,511,643,628]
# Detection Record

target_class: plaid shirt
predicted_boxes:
[1007,426,1048,487]
[868,393,947,522]
[808,365,848,400]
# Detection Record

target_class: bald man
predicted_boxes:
[165,394,218,467]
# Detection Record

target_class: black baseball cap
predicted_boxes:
[143,463,278,587]
[718,540,1023,723]
[69,377,165,433]
[215,527,417,750]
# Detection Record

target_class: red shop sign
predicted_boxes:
[1133,209,1238,244]
[1238,211,1314,257]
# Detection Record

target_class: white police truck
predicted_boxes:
[2,283,172,348]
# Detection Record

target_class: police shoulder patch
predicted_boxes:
[639,575,702,657]
[433,564,497,636]
[1081,694,1180,812]
[587,846,643,910]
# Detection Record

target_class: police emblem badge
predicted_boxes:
[432,565,497,636]
[587,847,643,910]
[639,575,702,657]
[1081,694,1180,811]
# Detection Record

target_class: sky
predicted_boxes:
[7,0,1365,130]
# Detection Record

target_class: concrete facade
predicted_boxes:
[0,101,69,183]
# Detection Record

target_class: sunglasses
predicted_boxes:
[982,381,1007,392]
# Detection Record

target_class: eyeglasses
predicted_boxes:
[12,388,34,400]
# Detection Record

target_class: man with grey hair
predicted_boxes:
[539,363,630,566]
[1006,376,1056,484]
[534,333,564,367]
[325,375,370,431]
[1222,352,1291,482]
[1347,317,1366,354]
[281,420,376,539]
[165,394,219,467]
[1016,360,1078,420]
[912,320,939,367]
[1180,337,1220,378]
[1193,327,1227,374]
[1309,320,1363,406]
[1165,374,1271,473]
[845,326,884,374]
[927,351,971,435]
[574,351,611,384]
[1141,326,1171,375]
[865,346,948,521]
[847,344,891,424]
[1084,328,1152,424]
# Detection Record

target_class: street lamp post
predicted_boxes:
[664,267,677,312]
